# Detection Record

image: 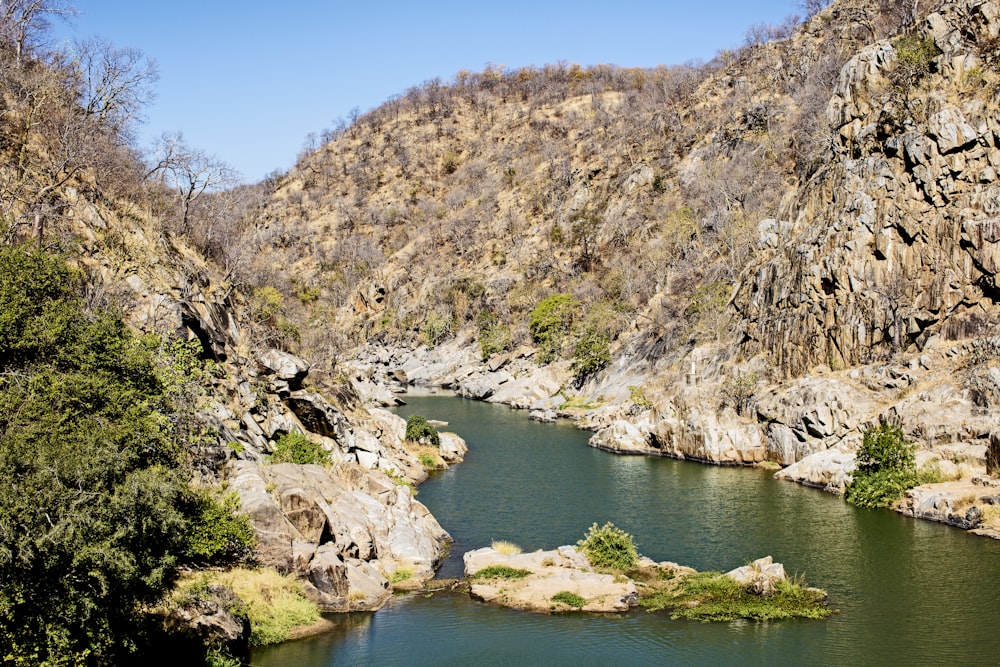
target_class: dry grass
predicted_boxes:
[170,568,320,648]
[491,540,523,555]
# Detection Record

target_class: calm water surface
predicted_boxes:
[253,395,1000,666]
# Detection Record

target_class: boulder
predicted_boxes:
[725,556,787,597]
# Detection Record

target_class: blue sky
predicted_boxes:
[57,1,802,183]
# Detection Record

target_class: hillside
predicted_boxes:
[246,0,1000,536]
[4,0,1000,663]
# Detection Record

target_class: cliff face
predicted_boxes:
[738,0,1000,375]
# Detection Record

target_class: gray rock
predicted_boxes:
[726,556,787,597]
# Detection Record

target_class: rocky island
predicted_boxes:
[461,525,831,621]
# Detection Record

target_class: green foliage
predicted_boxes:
[405,414,440,446]
[184,490,257,565]
[390,568,414,584]
[551,591,586,608]
[476,310,511,360]
[846,421,921,509]
[422,312,452,348]
[854,421,913,474]
[529,293,579,363]
[472,565,533,580]
[893,34,941,81]
[640,571,832,621]
[268,431,330,465]
[296,286,321,304]
[0,247,213,664]
[628,385,652,408]
[577,522,639,571]
[251,286,284,323]
[571,327,611,385]
[417,452,437,469]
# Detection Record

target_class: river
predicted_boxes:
[252,395,1000,666]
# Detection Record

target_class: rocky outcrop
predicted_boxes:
[158,584,250,662]
[231,460,451,611]
[897,476,1000,537]
[347,340,574,413]
[462,546,825,617]
[464,546,640,613]
[737,0,1000,376]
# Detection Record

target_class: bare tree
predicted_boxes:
[0,0,75,63]
[68,36,158,141]
[146,132,239,234]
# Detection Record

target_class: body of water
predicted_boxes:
[253,395,1000,666]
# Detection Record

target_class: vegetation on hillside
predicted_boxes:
[201,0,944,379]
[0,247,253,664]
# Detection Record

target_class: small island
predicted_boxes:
[463,524,832,621]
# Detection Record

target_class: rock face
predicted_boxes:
[232,460,451,611]
[736,0,1000,376]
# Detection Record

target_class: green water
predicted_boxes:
[252,395,1000,666]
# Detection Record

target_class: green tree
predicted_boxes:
[404,415,440,446]
[571,327,611,386]
[845,421,923,509]
[529,294,579,363]
[0,247,246,664]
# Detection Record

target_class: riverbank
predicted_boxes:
[345,336,1000,538]
[255,393,1000,666]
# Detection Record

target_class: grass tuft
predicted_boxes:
[551,591,586,608]
[491,540,523,555]
[472,565,533,580]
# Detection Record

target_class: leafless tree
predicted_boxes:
[146,132,239,234]
[68,36,158,141]
[0,0,75,63]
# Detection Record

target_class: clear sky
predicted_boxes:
[56,1,802,183]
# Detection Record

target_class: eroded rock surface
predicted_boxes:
[232,460,450,611]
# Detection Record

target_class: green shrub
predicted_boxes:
[854,421,913,474]
[0,247,217,664]
[551,591,586,608]
[269,431,330,465]
[422,312,452,348]
[405,414,440,446]
[529,293,579,363]
[845,468,922,509]
[577,522,639,571]
[476,310,511,360]
[629,385,652,408]
[472,565,533,580]
[390,567,414,584]
[571,327,611,385]
[184,490,257,564]
[846,421,921,509]
[418,452,437,469]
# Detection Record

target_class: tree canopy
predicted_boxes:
[0,247,249,665]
